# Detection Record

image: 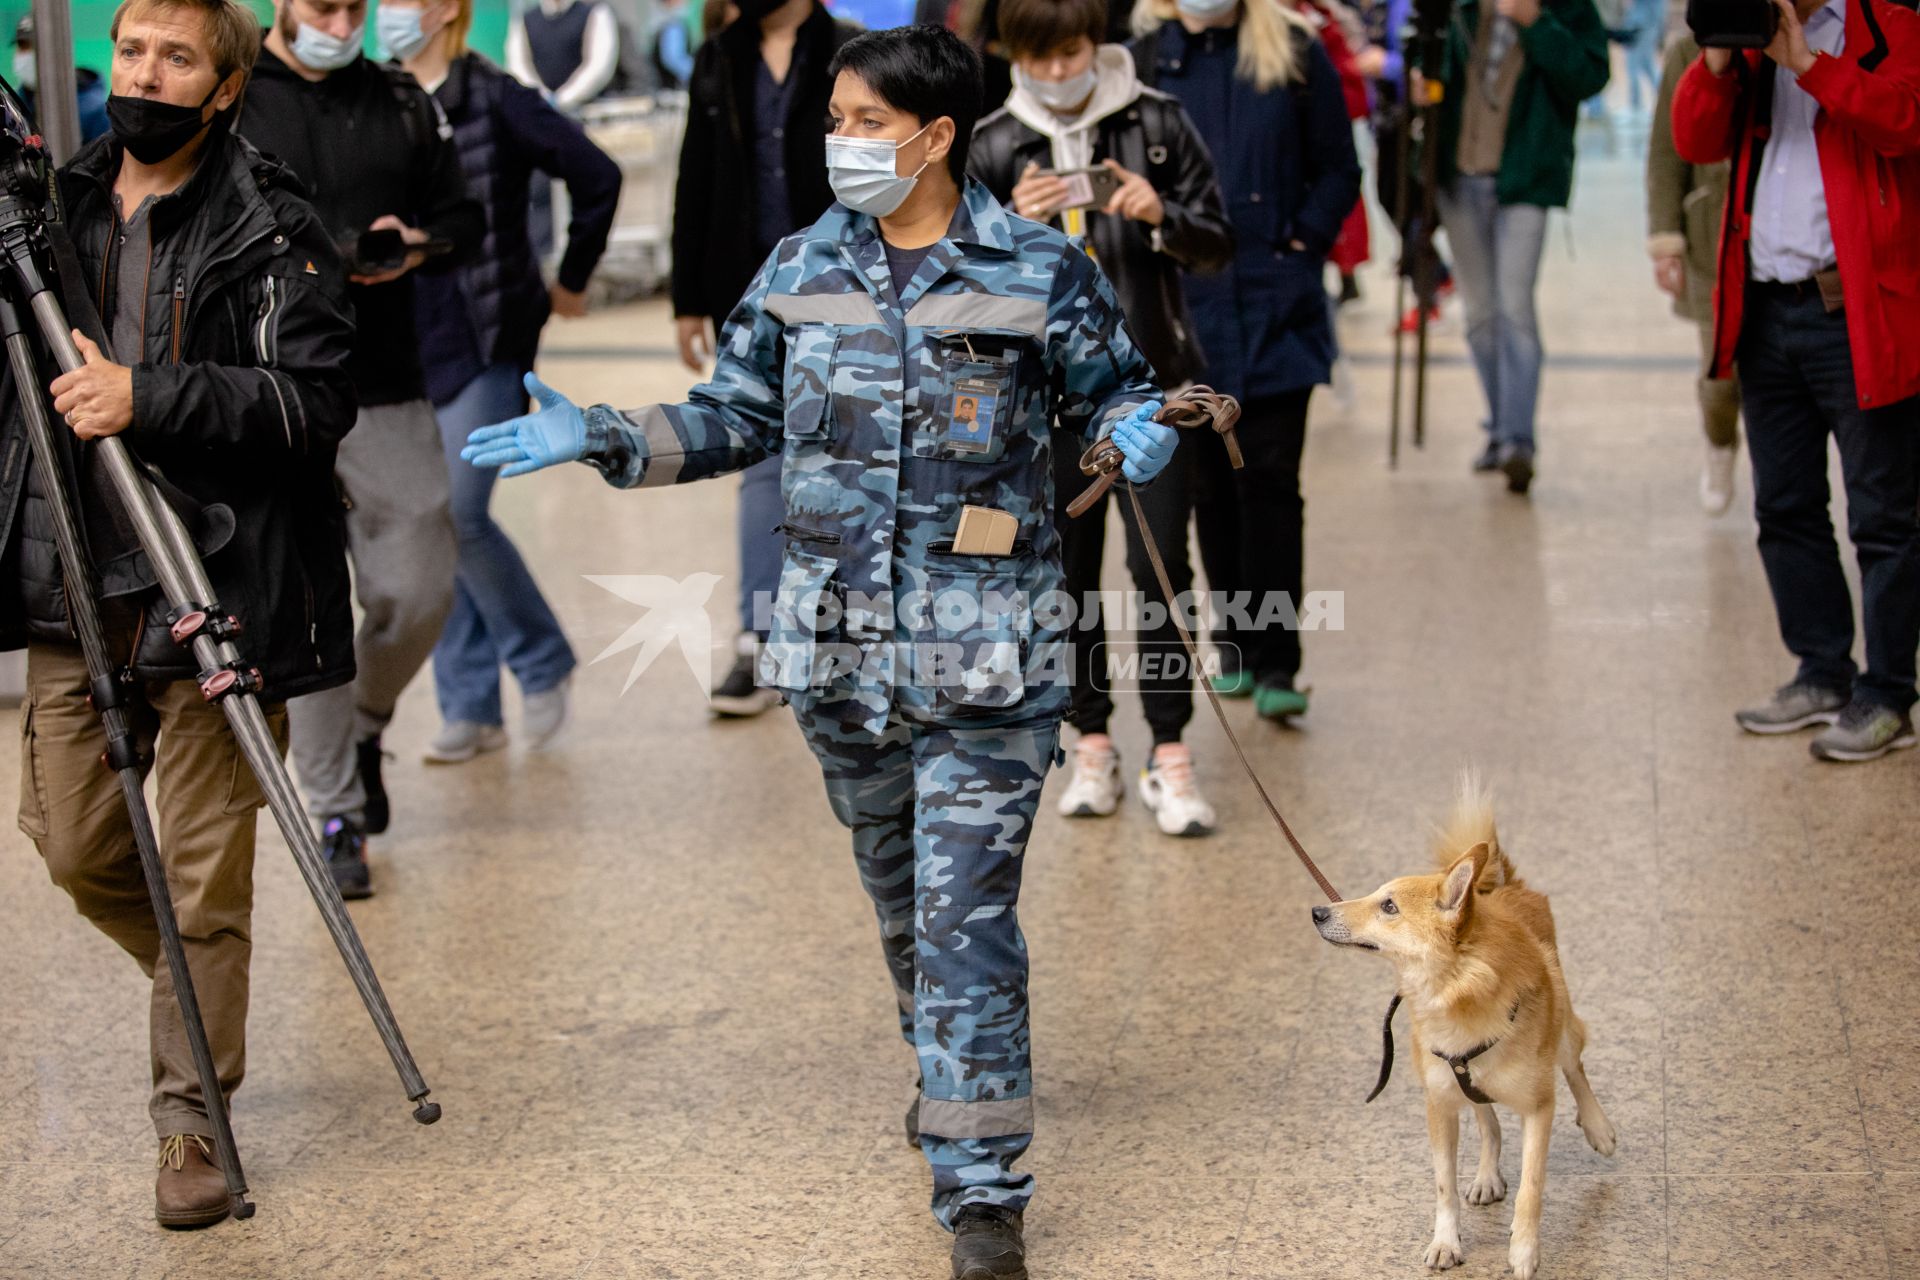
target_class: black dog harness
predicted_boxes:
[1366,994,1522,1106]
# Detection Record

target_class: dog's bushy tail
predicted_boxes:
[1433,771,1515,887]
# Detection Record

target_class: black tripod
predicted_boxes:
[1387,36,1446,469]
[0,84,440,1215]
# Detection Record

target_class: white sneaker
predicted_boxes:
[1700,442,1737,516]
[423,721,508,764]
[523,678,571,750]
[1139,743,1217,837]
[1057,735,1123,817]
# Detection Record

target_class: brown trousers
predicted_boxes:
[17,639,286,1140]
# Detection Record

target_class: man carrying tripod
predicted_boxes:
[0,0,356,1228]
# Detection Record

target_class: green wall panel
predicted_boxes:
[28,2,511,79]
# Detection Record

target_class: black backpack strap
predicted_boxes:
[1129,34,1159,88]
[1139,91,1170,178]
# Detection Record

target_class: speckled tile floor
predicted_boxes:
[3,133,1916,1279]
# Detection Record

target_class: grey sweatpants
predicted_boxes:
[289,399,456,823]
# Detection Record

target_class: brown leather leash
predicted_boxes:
[1071,387,1343,904]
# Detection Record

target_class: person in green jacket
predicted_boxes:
[1646,31,1739,516]
[1431,0,1609,494]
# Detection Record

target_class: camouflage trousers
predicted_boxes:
[791,696,1060,1229]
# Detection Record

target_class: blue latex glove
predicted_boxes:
[461,373,588,478]
[1109,400,1176,484]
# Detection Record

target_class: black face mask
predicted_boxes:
[106,86,225,165]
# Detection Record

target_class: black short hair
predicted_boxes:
[829,25,984,186]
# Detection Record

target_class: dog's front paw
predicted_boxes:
[1578,1109,1618,1157]
[1466,1169,1507,1205]
[1424,1236,1464,1270]
[1508,1238,1538,1279]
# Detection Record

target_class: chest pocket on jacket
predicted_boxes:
[908,330,1028,464]
[782,325,839,444]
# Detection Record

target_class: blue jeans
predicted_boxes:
[1739,286,1920,711]
[1437,176,1549,453]
[432,363,578,726]
[1625,0,1666,112]
[736,455,785,638]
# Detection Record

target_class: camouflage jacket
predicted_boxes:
[581,179,1158,732]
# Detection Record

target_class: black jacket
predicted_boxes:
[0,130,359,701]
[414,52,623,403]
[1132,22,1361,399]
[236,45,485,406]
[969,88,1233,389]
[670,5,858,322]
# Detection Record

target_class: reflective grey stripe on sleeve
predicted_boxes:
[902,293,1048,337]
[626,404,685,488]
[915,1095,1035,1140]
[766,292,885,326]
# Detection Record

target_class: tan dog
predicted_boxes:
[1312,778,1616,1279]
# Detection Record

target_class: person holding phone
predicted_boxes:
[1130,0,1361,724]
[383,0,623,766]
[970,0,1235,837]
[237,0,485,899]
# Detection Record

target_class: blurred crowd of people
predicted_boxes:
[1,0,1914,1261]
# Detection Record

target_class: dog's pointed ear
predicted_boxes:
[1439,843,1489,917]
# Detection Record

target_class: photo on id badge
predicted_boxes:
[947,378,999,453]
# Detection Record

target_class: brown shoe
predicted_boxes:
[155,1134,230,1229]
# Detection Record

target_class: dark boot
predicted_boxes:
[155,1135,229,1229]
[323,816,372,900]
[356,735,390,834]
[951,1205,1027,1280]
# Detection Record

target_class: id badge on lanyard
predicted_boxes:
[945,377,1001,454]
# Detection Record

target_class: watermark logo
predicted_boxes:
[584,573,721,692]
[587,575,1344,699]
[1089,642,1235,693]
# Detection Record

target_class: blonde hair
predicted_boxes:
[440,0,476,58]
[1130,0,1315,91]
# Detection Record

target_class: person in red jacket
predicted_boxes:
[1671,0,1920,763]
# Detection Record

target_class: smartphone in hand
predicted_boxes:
[1045,166,1122,212]
[344,227,455,274]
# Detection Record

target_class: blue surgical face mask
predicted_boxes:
[1175,0,1239,19]
[291,18,365,72]
[1015,64,1098,114]
[376,7,435,60]
[825,122,933,218]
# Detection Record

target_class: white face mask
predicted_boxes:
[825,121,934,218]
[12,49,35,91]
[1015,64,1097,115]
[1175,0,1239,18]
[291,19,365,72]
[376,6,439,61]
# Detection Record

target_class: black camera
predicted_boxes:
[1687,0,1781,48]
